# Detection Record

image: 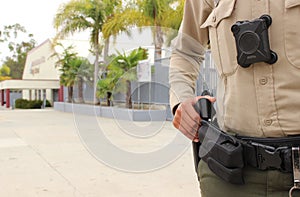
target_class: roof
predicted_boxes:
[0,79,60,90]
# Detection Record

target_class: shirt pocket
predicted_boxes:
[285,0,300,68]
[201,0,238,76]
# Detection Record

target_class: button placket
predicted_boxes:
[253,64,282,136]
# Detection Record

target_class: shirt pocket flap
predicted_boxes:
[201,0,236,28]
[285,0,300,8]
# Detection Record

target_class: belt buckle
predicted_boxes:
[253,142,282,170]
[289,147,300,197]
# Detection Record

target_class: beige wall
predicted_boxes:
[22,39,60,80]
[20,39,61,104]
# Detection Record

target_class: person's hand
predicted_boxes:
[173,96,216,142]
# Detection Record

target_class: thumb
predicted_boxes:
[194,95,216,103]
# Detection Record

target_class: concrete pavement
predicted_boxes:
[0,109,200,197]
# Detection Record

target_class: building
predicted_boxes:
[0,37,95,108]
[0,38,92,108]
[0,39,63,108]
[22,39,64,105]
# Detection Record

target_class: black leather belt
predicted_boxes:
[237,135,300,173]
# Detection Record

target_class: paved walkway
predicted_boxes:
[0,109,200,197]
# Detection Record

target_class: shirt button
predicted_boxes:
[259,77,268,85]
[212,15,216,22]
[264,119,273,126]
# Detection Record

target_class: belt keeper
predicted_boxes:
[289,147,300,197]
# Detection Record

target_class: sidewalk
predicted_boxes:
[0,109,200,197]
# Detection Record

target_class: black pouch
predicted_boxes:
[199,121,245,184]
[207,157,244,185]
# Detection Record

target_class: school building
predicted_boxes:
[0,38,91,108]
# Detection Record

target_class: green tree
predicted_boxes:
[0,23,36,79]
[0,64,11,81]
[137,0,184,59]
[102,0,184,59]
[53,44,93,103]
[0,64,10,76]
[99,47,148,108]
[54,45,77,102]
[53,0,120,104]
[74,57,93,103]
[137,0,183,55]
[97,55,120,106]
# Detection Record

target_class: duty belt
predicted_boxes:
[237,135,300,173]
[198,121,300,185]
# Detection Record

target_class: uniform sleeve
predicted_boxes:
[169,0,213,113]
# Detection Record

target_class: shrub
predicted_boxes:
[29,100,43,109]
[15,99,29,109]
[15,99,51,109]
[46,100,52,107]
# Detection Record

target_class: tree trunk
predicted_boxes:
[107,91,112,106]
[154,26,163,61]
[103,37,110,64]
[68,86,73,103]
[77,78,84,103]
[92,29,102,105]
[125,80,132,109]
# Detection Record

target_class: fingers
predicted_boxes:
[173,101,201,141]
[173,96,216,141]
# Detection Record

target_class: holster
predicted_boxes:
[198,121,245,184]
[193,92,244,184]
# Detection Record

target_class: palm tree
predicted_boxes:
[102,0,184,60]
[107,47,148,108]
[75,57,93,103]
[96,60,118,106]
[53,0,120,104]
[54,45,78,102]
[53,44,92,103]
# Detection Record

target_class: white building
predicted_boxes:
[0,38,92,108]
[21,39,62,104]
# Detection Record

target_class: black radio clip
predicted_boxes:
[231,15,278,68]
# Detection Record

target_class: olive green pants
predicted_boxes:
[197,160,294,197]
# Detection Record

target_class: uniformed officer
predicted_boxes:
[169,0,300,196]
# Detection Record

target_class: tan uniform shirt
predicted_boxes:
[169,0,300,137]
